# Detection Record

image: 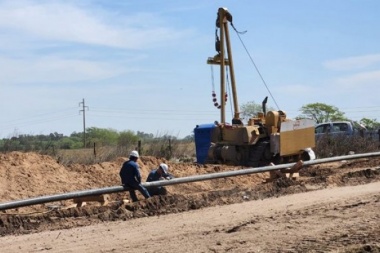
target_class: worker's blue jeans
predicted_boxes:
[148,186,167,196]
[124,182,150,202]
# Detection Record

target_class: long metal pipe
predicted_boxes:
[1,151,380,211]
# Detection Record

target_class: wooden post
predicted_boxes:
[138,140,141,155]
[168,138,172,158]
[93,142,96,157]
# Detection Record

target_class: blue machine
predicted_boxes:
[194,123,216,164]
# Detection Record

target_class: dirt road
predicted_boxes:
[1,182,379,253]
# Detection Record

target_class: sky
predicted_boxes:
[0,0,379,139]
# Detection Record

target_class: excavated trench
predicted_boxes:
[1,164,379,236]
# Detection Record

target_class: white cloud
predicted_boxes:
[323,54,380,71]
[0,56,128,84]
[335,70,380,88]
[0,1,198,85]
[0,0,192,49]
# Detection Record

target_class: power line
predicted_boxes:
[0,107,78,125]
[89,107,221,114]
[1,104,379,137]
[0,114,79,130]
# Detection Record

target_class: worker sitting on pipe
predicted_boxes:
[146,163,174,196]
[119,150,151,202]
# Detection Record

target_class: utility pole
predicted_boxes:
[79,98,89,148]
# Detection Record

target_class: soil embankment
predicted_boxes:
[0,152,379,252]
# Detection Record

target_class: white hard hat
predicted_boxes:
[129,150,139,158]
[159,163,169,174]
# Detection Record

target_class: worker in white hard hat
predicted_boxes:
[146,163,174,196]
[119,150,150,202]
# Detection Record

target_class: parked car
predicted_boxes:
[315,121,363,138]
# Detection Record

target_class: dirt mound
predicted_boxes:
[0,151,269,207]
[1,152,380,237]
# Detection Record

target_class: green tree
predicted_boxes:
[136,131,154,140]
[298,103,347,123]
[67,134,83,148]
[118,130,139,147]
[359,118,380,130]
[2,138,21,151]
[240,101,275,121]
[70,132,83,138]
[57,137,77,149]
[86,127,119,146]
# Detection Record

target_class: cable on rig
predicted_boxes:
[230,22,281,111]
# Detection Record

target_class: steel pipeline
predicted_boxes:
[1,151,380,211]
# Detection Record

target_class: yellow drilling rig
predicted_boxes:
[194,7,315,167]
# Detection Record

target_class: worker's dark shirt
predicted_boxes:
[146,169,173,182]
[119,160,141,186]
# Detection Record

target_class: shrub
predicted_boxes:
[315,135,379,158]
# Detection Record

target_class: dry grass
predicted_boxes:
[54,141,196,165]
[315,135,379,158]
[27,135,380,165]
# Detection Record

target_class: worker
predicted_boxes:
[146,163,174,196]
[119,150,150,202]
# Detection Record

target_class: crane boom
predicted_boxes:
[207,7,240,124]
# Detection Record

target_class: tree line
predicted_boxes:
[1,101,379,153]
[0,127,194,152]
[241,101,380,130]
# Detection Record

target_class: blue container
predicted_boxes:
[194,123,216,164]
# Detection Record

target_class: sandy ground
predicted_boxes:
[1,182,379,253]
[0,152,379,252]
